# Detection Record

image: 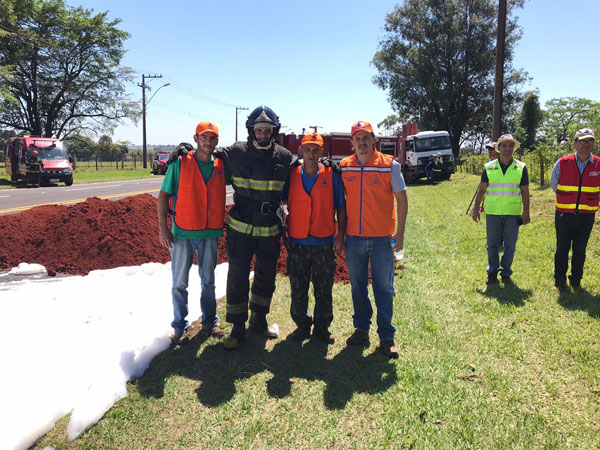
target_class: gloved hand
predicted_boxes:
[167,142,193,165]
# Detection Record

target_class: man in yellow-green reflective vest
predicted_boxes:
[471,134,531,284]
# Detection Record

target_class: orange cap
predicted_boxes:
[301,132,324,148]
[351,120,374,136]
[195,121,219,137]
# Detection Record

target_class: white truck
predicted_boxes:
[400,124,455,183]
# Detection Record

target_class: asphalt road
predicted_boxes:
[0,177,235,216]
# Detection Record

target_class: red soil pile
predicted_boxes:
[0,194,386,283]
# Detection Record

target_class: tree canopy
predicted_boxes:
[0,0,138,139]
[372,0,527,156]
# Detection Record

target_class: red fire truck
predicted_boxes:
[277,123,455,183]
[5,136,75,186]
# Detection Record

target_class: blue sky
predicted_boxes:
[68,0,600,146]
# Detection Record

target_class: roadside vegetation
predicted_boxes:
[34,174,600,449]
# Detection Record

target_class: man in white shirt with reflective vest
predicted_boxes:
[550,128,600,292]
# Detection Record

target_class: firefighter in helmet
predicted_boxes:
[215,105,298,350]
[26,150,41,187]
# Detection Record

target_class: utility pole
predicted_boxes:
[492,0,507,141]
[139,74,162,169]
[309,125,322,133]
[235,106,248,141]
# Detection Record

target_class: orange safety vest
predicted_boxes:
[287,164,335,239]
[171,153,226,230]
[556,153,600,213]
[340,149,395,237]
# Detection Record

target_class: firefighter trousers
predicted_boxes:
[225,229,281,323]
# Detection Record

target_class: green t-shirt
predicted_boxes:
[161,154,232,239]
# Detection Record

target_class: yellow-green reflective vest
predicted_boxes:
[484,159,525,216]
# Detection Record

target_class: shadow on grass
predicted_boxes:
[478,281,533,306]
[137,330,397,410]
[557,289,600,319]
[0,178,14,187]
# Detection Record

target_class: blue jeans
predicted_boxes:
[170,238,219,334]
[344,236,396,341]
[485,215,520,277]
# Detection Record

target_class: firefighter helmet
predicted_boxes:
[32,150,38,156]
[246,105,280,148]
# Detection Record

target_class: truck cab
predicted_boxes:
[5,136,74,186]
[402,130,455,183]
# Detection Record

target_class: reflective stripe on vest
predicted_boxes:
[484,159,524,215]
[226,215,281,237]
[172,154,226,231]
[340,150,395,237]
[287,164,335,239]
[555,153,600,213]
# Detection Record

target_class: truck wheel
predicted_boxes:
[65,178,73,186]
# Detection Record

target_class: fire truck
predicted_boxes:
[5,136,75,186]
[277,123,454,183]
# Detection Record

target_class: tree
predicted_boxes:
[540,97,600,147]
[515,91,543,150]
[0,0,138,139]
[372,0,527,157]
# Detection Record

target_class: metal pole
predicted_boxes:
[139,74,162,169]
[492,0,507,141]
[235,106,248,141]
[142,75,147,169]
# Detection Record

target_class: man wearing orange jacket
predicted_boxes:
[282,132,346,344]
[340,121,408,358]
[157,121,231,345]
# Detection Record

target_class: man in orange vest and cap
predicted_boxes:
[157,121,231,346]
[340,121,408,358]
[282,132,347,344]
[551,128,600,292]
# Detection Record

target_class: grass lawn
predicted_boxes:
[34,173,600,449]
[0,161,158,189]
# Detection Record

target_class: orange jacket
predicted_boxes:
[172,153,226,230]
[287,164,335,239]
[340,150,395,237]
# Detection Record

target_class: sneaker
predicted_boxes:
[264,324,280,339]
[170,331,190,346]
[289,327,311,342]
[313,327,335,344]
[380,340,400,359]
[346,330,369,346]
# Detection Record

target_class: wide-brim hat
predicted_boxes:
[497,134,520,150]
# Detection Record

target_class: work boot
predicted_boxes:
[204,326,225,338]
[249,311,279,338]
[170,330,190,347]
[289,326,311,342]
[223,322,246,351]
[501,275,511,284]
[313,326,335,344]
[380,340,400,359]
[346,330,369,346]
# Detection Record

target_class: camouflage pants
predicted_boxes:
[287,241,336,330]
